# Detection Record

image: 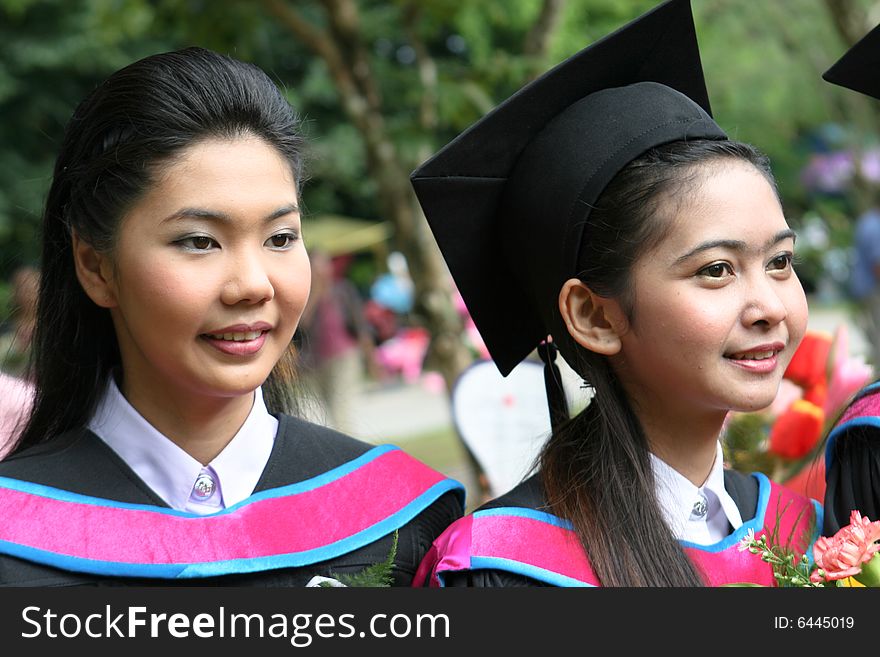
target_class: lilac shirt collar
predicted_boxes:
[650,442,744,545]
[88,378,278,513]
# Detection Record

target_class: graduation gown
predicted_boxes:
[824,381,880,535]
[415,470,821,587]
[0,414,464,586]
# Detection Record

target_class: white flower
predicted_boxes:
[738,528,756,552]
[306,575,347,588]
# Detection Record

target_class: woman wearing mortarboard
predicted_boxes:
[817,29,880,537]
[410,0,821,587]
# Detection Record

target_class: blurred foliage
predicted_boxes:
[723,411,776,476]
[1,0,878,307]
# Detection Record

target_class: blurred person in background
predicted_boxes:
[0,372,32,459]
[370,251,414,317]
[847,199,880,368]
[363,251,414,351]
[298,249,376,434]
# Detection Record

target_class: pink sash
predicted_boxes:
[0,445,462,578]
[415,473,819,587]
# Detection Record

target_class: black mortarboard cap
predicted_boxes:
[411,0,727,377]
[823,22,880,100]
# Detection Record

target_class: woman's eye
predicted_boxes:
[177,235,217,251]
[698,262,733,278]
[266,232,298,249]
[768,253,793,271]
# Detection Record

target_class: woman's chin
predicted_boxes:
[729,393,778,414]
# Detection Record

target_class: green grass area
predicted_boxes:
[387,424,483,512]
[388,425,466,470]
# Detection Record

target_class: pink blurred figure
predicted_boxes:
[0,372,33,459]
[825,324,874,417]
[375,327,430,384]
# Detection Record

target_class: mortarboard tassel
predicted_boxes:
[537,339,569,432]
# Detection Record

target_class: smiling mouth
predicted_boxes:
[725,350,778,361]
[203,330,266,342]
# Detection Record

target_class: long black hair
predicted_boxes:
[13,47,307,453]
[541,139,777,586]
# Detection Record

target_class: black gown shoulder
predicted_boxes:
[823,383,880,535]
[442,474,550,587]
[0,414,463,587]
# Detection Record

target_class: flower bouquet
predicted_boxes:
[723,325,873,500]
[739,510,880,587]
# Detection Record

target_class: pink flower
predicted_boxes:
[768,378,803,417]
[823,324,874,417]
[811,511,880,582]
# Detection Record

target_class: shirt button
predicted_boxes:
[192,473,216,500]
[691,494,708,518]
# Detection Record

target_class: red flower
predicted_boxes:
[781,455,825,501]
[783,331,832,390]
[767,399,824,459]
[802,381,827,409]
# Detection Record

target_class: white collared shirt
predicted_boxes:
[88,378,278,515]
[650,442,744,545]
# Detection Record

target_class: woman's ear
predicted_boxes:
[558,278,627,355]
[71,231,117,309]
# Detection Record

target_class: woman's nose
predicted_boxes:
[741,275,788,328]
[221,250,275,305]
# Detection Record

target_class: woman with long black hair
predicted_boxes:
[0,47,462,586]
[412,0,820,587]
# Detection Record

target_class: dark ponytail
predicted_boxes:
[14,47,307,453]
[541,139,777,586]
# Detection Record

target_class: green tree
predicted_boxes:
[0,1,169,272]
[3,0,877,355]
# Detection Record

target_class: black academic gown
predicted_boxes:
[441,469,760,587]
[0,414,463,586]
[824,421,880,535]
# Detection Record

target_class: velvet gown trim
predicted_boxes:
[0,444,465,578]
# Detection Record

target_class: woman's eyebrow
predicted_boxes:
[160,203,300,225]
[673,229,797,265]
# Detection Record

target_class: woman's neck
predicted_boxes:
[119,377,255,465]
[634,403,726,487]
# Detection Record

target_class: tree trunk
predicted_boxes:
[823,0,869,47]
[259,1,570,502]
[260,0,473,393]
[524,0,567,81]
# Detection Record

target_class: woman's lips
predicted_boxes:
[726,352,779,373]
[724,344,784,374]
[201,330,268,356]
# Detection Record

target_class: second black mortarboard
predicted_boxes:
[411,0,727,378]
[823,22,880,100]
